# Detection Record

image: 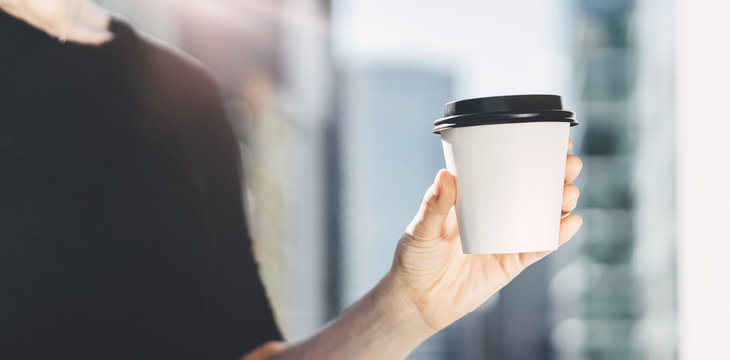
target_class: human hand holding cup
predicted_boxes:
[385,95,582,334]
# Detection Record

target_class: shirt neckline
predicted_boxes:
[0,6,122,49]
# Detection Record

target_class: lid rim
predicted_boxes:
[433,118,577,134]
[435,110,575,124]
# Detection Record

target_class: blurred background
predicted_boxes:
[96,0,728,359]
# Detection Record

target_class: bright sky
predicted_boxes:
[332,0,573,99]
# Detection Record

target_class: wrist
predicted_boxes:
[373,271,439,341]
[271,272,437,360]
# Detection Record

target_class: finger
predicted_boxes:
[558,214,582,246]
[519,214,583,266]
[406,169,457,241]
[565,154,583,184]
[562,183,580,213]
[568,138,573,153]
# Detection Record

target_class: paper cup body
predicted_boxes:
[440,122,569,254]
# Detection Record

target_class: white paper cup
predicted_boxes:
[434,95,577,254]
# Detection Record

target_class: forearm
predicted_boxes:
[271,273,434,360]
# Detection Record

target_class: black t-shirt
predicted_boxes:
[0,9,282,360]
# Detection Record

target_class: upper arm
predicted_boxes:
[241,341,288,360]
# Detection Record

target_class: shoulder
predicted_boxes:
[113,17,223,103]
[113,17,239,148]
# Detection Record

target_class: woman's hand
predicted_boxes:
[387,139,583,334]
[261,141,582,360]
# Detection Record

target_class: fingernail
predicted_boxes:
[433,172,442,197]
[571,216,583,233]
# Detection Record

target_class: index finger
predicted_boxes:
[568,138,573,153]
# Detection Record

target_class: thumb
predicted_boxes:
[406,169,457,241]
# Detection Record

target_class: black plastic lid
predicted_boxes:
[433,94,578,134]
